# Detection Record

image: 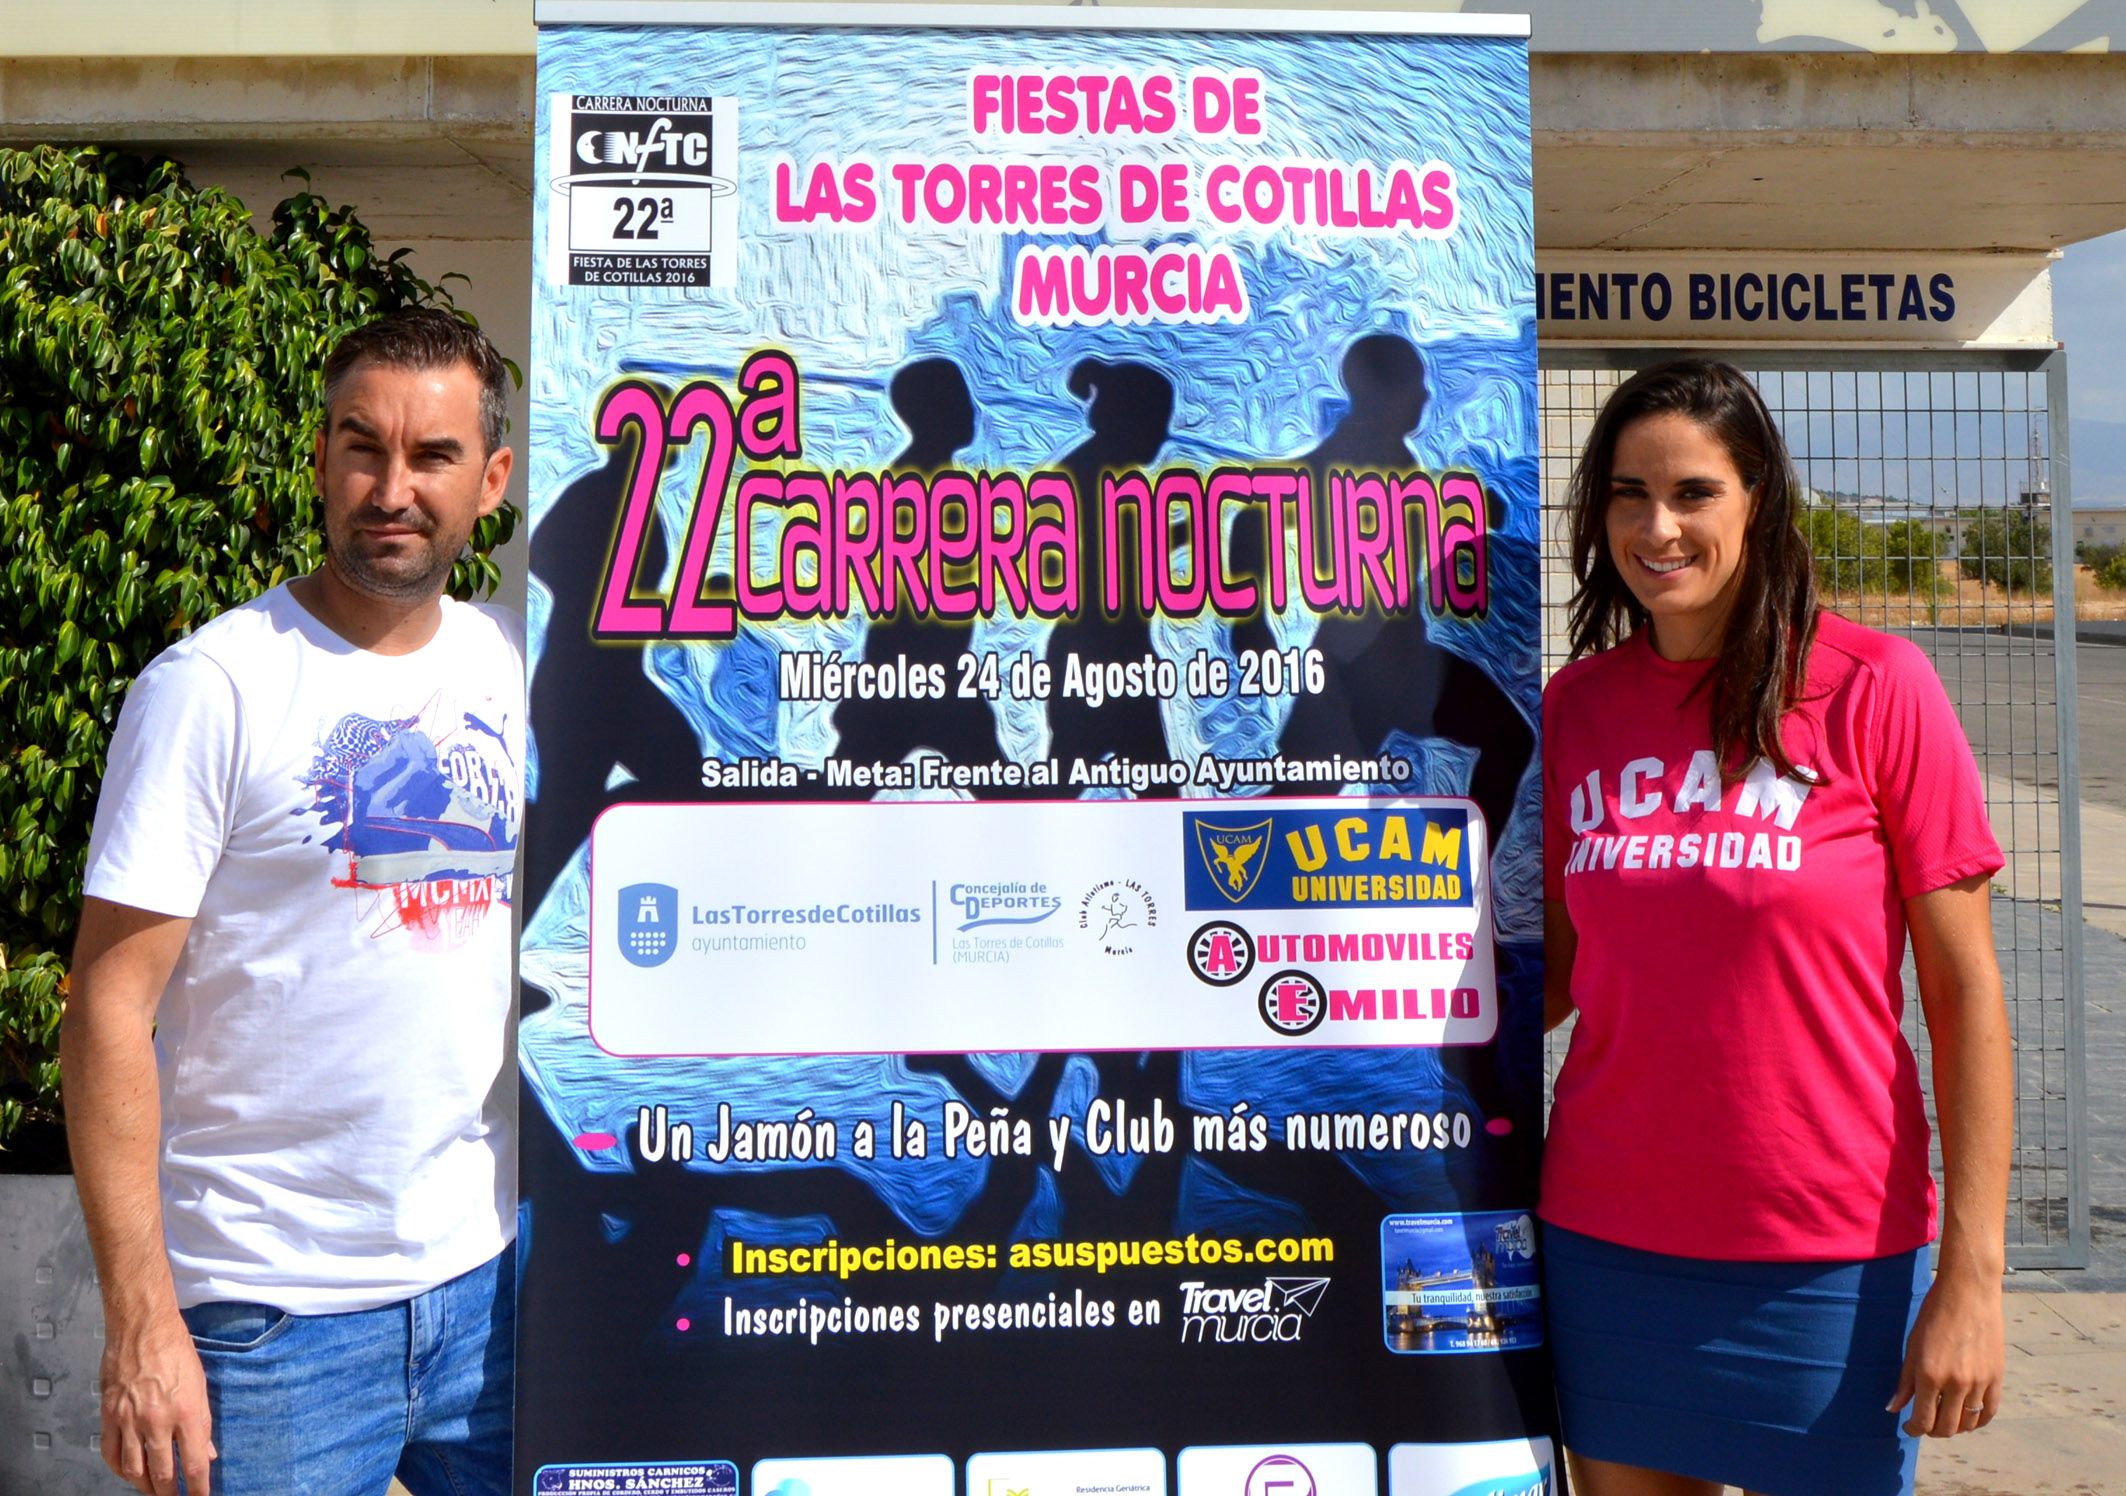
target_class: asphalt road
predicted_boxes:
[2065,633,2126,813]
[1902,628,2126,812]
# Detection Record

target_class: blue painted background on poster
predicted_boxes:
[521,17,1537,1327]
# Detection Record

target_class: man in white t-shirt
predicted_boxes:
[62,308,523,1496]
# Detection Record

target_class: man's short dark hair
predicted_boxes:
[322,308,510,455]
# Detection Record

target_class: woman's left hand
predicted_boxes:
[1895,875,2012,1440]
[1889,1265,2005,1437]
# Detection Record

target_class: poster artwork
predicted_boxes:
[523,9,1548,1496]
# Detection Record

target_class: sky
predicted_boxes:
[2054,228,2126,505]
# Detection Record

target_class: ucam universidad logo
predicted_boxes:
[1193,817,1272,903]
[1183,806,1475,911]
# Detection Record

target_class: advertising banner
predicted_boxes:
[523,6,1549,1494]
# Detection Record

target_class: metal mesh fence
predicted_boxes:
[1536,351,2088,1270]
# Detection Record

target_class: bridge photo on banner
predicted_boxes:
[519,5,1549,1494]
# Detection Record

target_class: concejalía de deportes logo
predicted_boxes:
[1177,1275,1331,1344]
[950,878,1063,932]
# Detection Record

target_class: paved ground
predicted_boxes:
[2008,907,2125,1293]
[1906,630,2126,947]
[2065,636,2126,815]
[1882,630,2123,1491]
[1906,628,2126,814]
[1922,1291,2126,1495]
[1910,911,2125,1493]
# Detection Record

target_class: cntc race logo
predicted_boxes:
[1257,969,1325,1036]
[567,102,722,188]
[1178,1276,1330,1345]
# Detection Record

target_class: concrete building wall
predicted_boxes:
[2076,506,2126,548]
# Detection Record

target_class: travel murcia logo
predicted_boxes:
[1178,1276,1330,1343]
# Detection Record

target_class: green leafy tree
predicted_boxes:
[1958,508,2053,597]
[1804,505,1946,600]
[2079,540,2126,590]
[1804,505,1875,597]
[0,146,518,1150]
[1882,519,1941,595]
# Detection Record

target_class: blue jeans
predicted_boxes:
[178,1247,514,1496]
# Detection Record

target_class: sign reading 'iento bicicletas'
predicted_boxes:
[1536,251,2055,348]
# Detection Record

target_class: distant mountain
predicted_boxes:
[2070,415,2126,505]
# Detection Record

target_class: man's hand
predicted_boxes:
[101,1308,215,1495]
[1889,1265,2005,1438]
[62,897,204,1492]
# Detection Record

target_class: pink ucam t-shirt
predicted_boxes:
[1540,612,2002,1262]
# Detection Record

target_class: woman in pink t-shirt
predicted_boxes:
[1541,358,2010,1496]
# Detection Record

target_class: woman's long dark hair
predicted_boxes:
[1564,358,1819,777]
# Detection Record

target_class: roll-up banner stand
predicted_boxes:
[521,6,1550,1494]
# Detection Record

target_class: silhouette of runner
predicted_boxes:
[1229,336,1537,1179]
[1095,891,1138,943]
[832,358,1008,783]
[1231,334,1532,848]
[525,442,701,917]
[1043,358,1179,794]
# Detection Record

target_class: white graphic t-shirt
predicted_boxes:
[85,584,524,1313]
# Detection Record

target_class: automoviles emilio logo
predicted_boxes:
[1257,969,1325,1037]
[1177,1276,1330,1344]
[1182,807,1476,911]
[617,882,678,968]
[950,880,1063,932]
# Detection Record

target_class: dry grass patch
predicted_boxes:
[1825,564,2126,629]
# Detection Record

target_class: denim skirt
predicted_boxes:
[1544,1224,1928,1496]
